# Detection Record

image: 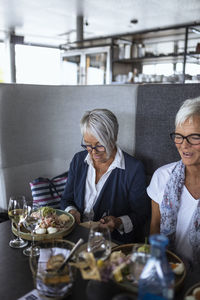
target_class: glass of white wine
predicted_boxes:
[87,224,111,261]
[23,202,41,256]
[8,195,28,248]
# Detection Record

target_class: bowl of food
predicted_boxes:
[184,282,200,300]
[12,207,75,241]
[29,239,76,299]
[110,243,186,293]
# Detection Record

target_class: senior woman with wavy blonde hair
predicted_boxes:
[148,96,200,267]
[61,108,150,243]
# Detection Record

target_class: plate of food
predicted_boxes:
[110,243,186,293]
[184,282,200,300]
[12,207,75,241]
[67,242,186,294]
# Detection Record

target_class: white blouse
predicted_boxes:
[66,146,133,234]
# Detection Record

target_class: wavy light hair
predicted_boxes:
[175,96,200,128]
[80,108,118,157]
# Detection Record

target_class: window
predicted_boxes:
[15,45,61,85]
[62,55,81,85]
[86,53,107,85]
[143,63,174,76]
[186,63,200,76]
[0,43,6,83]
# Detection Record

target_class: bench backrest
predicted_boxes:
[0,82,200,211]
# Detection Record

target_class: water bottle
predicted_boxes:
[138,234,174,300]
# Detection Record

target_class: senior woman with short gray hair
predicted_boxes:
[61,108,150,243]
[149,96,200,267]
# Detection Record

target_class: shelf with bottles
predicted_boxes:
[112,27,187,61]
[112,72,200,85]
[111,27,200,84]
[113,53,186,64]
[112,43,189,66]
[185,30,200,64]
[112,58,200,84]
[112,74,191,85]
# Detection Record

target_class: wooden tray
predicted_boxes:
[111,243,186,293]
[12,209,75,241]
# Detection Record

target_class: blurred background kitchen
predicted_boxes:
[0,0,200,85]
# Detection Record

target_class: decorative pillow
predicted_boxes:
[30,172,68,208]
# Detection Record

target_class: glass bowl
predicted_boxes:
[29,239,76,299]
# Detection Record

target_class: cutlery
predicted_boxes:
[56,238,84,272]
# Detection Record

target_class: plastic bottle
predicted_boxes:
[138,234,174,300]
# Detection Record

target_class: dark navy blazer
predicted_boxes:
[61,150,150,243]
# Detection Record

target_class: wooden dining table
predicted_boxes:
[0,220,199,300]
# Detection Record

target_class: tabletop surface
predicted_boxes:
[1,220,200,300]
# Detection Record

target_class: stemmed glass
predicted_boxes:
[130,245,150,284]
[8,195,28,248]
[87,224,111,261]
[23,202,41,256]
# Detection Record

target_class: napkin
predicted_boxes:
[38,247,70,273]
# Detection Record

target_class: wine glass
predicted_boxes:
[129,245,150,283]
[8,195,28,248]
[23,202,41,256]
[87,224,111,261]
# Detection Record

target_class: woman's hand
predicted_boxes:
[69,209,81,224]
[99,216,122,232]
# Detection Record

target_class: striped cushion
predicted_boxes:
[30,172,68,208]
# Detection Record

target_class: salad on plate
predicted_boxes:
[32,207,71,235]
[12,206,74,240]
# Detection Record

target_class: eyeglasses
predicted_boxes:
[81,144,106,152]
[170,133,200,145]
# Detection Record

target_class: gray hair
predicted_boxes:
[80,108,119,157]
[175,96,200,127]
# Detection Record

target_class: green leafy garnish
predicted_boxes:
[40,207,56,217]
[137,237,150,254]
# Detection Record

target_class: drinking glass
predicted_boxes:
[129,245,150,284]
[8,195,28,248]
[29,239,76,299]
[23,202,41,256]
[87,224,111,261]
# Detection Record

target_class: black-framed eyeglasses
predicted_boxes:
[170,132,200,145]
[81,144,106,152]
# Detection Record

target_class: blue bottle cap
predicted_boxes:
[149,234,169,248]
